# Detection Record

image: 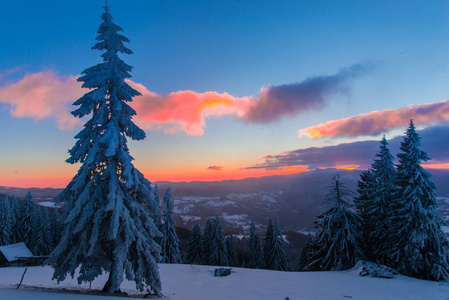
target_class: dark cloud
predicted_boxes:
[247,124,449,170]
[242,63,373,123]
[207,165,224,171]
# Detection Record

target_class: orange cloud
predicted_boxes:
[128,81,254,136]
[0,71,84,130]
[298,100,449,138]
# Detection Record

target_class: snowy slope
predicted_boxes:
[0,264,448,300]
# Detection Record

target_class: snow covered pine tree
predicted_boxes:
[209,214,229,266]
[307,175,364,271]
[247,219,264,269]
[186,223,203,265]
[47,5,162,295]
[388,120,449,280]
[368,136,397,264]
[264,217,290,271]
[355,136,397,263]
[160,187,182,264]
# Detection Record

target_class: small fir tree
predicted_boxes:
[263,218,274,268]
[47,5,162,295]
[160,187,182,264]
[10,196,21,244]
[354,169,376,257]
[297,234,313,271]
[226,233,239,267]
[19,191,35,248]
[202,218,213,265]
[208,214,228,266]
[388,120,449,280]
[307,175,364,271]
[186,223,203,265]
[151,184,162,236]
[264,217,291,271]
[50,209,64,249]
[31,206,53,256]
[0,196,14,246]
[247,220,264,269]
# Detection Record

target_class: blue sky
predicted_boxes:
[1,0,449,187]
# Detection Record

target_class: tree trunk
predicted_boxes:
[102,272,120,294]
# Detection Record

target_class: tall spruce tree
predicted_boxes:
[369,136,397,263]
[47,5,162,295]
[160,187,182,264]
[307,175,364,271]
[247,220,264,269]
[186,223,203,265]
[209,214,228,266]
[388,120,449,280]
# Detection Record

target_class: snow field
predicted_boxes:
[0,264,448,300]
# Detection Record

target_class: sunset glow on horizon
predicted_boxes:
[2,1,449,189]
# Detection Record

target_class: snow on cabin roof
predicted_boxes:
[0,242,33,262]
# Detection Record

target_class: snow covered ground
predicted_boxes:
[1,264,448,300]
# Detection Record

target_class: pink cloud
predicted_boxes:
[128,81,253,136]
[0,63,370,136]
[0,71,254,134]
[207,165,224,171]
[0,71,83,130]
[298,100,449,138]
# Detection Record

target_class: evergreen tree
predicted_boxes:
[50,209,64,249]
[297,234,313,271]
[263,218,274,268]
[208,214,228,266]
[202,218,213,265]
[247,220,264,269]
[160,187,182,264]
[226,233,239,267]
[388,120,449,280]
[264,217,290,271]
[47,5,162,295]
[152,184,162,232]
[354,169,376,257]
[307,175,364,271]
[19,191,35,248]
[9,196,21,244]
[369,136,397,263]
[0,195,14,246]
[31,206,53,256]
[186,223,203,265]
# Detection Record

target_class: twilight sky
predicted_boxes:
[1,0,449,188]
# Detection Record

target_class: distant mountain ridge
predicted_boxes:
[2,168,449,236]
